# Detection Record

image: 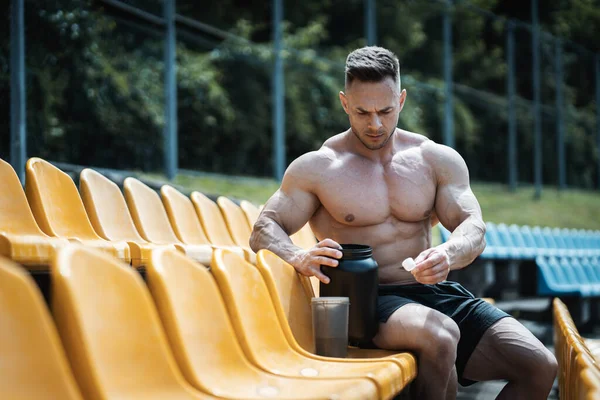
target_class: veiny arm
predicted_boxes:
[250,151,342,283]
[411,142,486,283]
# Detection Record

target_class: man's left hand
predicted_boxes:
[411,246,451,285]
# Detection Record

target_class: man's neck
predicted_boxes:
[345,128,397,164]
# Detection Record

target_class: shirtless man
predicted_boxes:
[249,46,557,399]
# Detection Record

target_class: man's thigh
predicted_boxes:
[462,317,551,382]
[372,302,459,351]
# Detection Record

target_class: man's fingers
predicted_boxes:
[415,272,447,285]
[311,268,331,284]
[315,256,339,267]
[413,253,444,273]
[414,262,448,278]
[414,248,435,264]
[313,247,343,259]
[316,238,342,249]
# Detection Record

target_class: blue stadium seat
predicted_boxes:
[536,256,580,296]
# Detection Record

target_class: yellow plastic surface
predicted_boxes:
[240,200,260,228]
[290,223,318,250]
[25,158,130,263]
[211,248,407,400]
[146,248,378,400]
[0,256,83,400]
[190,191,255,263]
[553,298,600,400]
[256,250,417,387]
[51,245,215,400]
[80,168,171,267]
[123,178,212,265]
[217,196,253,248]
[0,158,69,268]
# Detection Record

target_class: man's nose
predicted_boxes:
[368,114,382,130]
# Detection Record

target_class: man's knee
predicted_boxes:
[515,342,558,387]
[422,319,460,363]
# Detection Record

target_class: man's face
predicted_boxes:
[339,77,406,150]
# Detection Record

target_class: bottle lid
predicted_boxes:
[339,244,372,259]
[311,296,350,304]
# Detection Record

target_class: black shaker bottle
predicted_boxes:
[320,244,379,345]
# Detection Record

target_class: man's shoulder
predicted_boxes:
[414,136,464,165]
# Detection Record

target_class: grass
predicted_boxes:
[142,172,600,230]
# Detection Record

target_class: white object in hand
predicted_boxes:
[402,257,417,272]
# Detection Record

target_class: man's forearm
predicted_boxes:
[249,217,303,265]
[441,216,486,270]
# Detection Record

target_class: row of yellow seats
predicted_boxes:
[553,298,600,399]
[0,157,316,269]
[0,245,416,399]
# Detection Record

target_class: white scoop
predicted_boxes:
[402,257,417,272]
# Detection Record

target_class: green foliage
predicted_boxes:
[1,0,599,190]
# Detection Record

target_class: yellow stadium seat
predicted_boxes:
[80,168,175,267]
[211,248,407,400]
[160,185,245,260]
[25,158,130,263]
[51,245,217,400]
[290,223,318,250]
[0,158,69,269]
[579,365,600,400]
[256,249,417,385]
[553,298,600,400]
[145,248,378,400]
[190,191,255,263]
[288,223,320,295]
[123,178,212,265]
[0,256,83,399]
[216,196,257,264]
[240,200,260,228]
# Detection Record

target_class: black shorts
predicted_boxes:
[367,281,510,387]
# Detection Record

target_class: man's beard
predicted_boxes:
[351,127,395,150]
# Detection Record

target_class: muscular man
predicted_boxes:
[250,46,557,400]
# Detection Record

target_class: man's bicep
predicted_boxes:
[260,186,320,236]
[434,184,482,232]
[431,145,482,231]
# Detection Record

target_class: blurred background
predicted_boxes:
[2,0,600,228]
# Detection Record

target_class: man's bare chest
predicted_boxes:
[314,158,437,226]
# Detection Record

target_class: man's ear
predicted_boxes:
[339,91,350,114]
[399,89,407,113]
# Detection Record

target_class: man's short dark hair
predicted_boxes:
[345,46,401,89]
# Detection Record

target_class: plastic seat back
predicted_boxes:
[52,245,200,399]
[123,177,181,244]
[190,192,236,247]
[0,158,47,236]
[240,200,261,228]
[79,168,145,242]
[210,249,297,361]
[291,223,318,250]
[531,226,549,248]
[0,256,83,400]
[161,185,211,245]
[256,249,316,353]
[25,158,99,239]
[217,196,252,248]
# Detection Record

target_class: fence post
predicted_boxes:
[596,55,600,190]
[555,38,566,190]
[10,0,26,183]
[443,0,454,148]
[365,0,377,45]
[532,0,542,198]
[163,0,178,180]
[506,20,517,192]
[272,0,285,181]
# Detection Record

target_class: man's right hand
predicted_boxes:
[290,239,342,284]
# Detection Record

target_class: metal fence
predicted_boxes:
[4,0,600,193]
